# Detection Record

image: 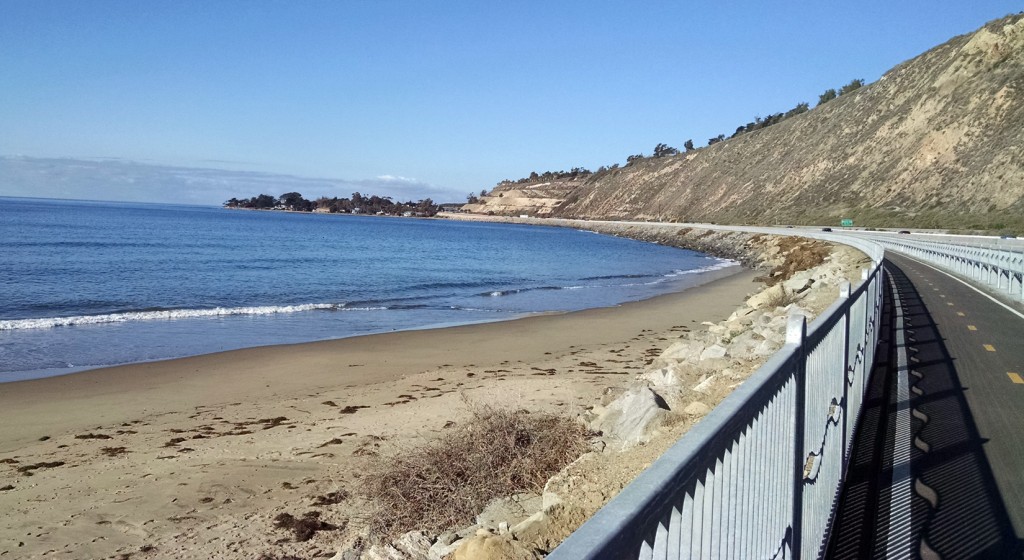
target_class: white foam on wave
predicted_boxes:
[0,303,388,331]
[664,257,738,277]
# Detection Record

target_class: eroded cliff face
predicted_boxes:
[472,14,1024,231]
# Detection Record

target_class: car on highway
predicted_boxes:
[821,227,832,232]
[898,230,911,234]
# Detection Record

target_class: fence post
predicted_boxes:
[839,280,851,478]
[788,314,808,559]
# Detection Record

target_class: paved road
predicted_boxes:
[828,252,1024,558]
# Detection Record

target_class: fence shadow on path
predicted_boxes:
[826,261,1022,559]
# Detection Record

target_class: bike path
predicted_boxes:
[827,253,1024,558]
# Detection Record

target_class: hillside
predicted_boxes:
[469,14,1024,231]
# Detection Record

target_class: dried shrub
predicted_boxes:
[760,237,831,286]
[363,405,591,537]
[763,287,801,308]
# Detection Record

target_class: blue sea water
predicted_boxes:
[0,197,736,382]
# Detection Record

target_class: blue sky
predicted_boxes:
[1,1,1020,204]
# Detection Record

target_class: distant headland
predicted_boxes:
[224,192,463,217]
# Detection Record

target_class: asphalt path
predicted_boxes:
[828,252,1024,558]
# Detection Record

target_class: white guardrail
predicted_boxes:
[549,228,887,560]
[863,235,1024,304]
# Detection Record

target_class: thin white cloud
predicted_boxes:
[0,156,467,205]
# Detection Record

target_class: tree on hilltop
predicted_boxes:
[684,139,694,152]
[818,88,837,106]
[653,143,679,158]
[839,79,864,95]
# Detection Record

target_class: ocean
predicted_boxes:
[0,197,736,382]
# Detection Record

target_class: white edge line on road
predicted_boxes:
[895,253,1024,321]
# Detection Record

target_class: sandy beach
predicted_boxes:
[0,267,759,559]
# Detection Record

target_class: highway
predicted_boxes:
[828,252,1024,558]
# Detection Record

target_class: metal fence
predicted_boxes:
[867,237,1024,303]
[549,242,884,560]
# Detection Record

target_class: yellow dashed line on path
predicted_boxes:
[984,344,996,352]
[956,312,966,317]
[940,294,946,298]
[967,325,977,331]
[1008,373,1024,385]
[947,302,955,306]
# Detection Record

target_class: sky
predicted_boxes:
[1,1,1021,205]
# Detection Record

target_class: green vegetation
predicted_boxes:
[498,167,593,187]
[224,192,441,217]
[818,79,863,106]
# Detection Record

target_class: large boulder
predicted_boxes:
[590,386,670,448]
[363,531,434,560]
[452,533,537,560]
[746,284,785,310]
[639,366,684,389]
[659,339,706,364]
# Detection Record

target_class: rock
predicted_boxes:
[511,510,548,535]
[476,493,543,529]
[639,366,683,388]
[364,532,431,560]
[590,386,669,448]
[727,306,756,321]
[785,304,812,319]
[429,538,464,560]
[692,374,717,394]
[699,344,727,361]
[452,534,537,560]
[660,339,705,363]
[783,275,813,293]
[362,545,406,560]
[395,531,432,558]
[725,331,764,360]
[754,339,780,356]
[684,402,712,417]
[746,284,785,309]
[540,491,565,511]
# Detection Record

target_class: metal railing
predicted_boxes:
[866,236,1024,303]
[549,235,885,560]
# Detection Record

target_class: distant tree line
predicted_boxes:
[224,192,441,217]
[496,167,593,187]
[478,78,867,194]
[817,78,864,106]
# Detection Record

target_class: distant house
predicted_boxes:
[403,211,414,217]
[438,203,466,213]
[352,207,363,214]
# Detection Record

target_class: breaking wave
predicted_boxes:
[0,303,387,331]
[481,258,736,297]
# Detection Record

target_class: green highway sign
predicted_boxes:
[840,219,854,227]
